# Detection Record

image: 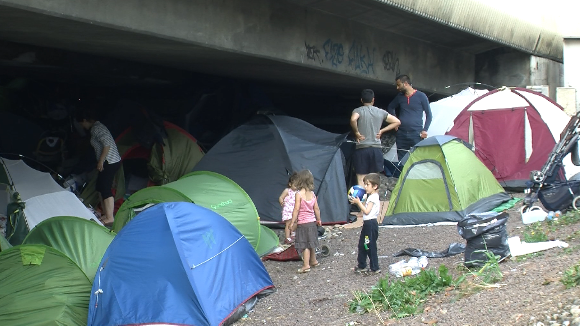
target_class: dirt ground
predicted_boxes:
[236,180,580,326]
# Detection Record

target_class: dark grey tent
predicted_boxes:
[193,114,349,224]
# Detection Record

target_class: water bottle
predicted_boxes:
[418,256,428,268]
[554,210,562,219]
[547,211,555,220]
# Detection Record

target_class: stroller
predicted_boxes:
[522,111,580,214]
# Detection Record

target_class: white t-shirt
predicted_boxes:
[363,192,380,221]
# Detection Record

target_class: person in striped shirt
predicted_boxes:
[76,110,121,227]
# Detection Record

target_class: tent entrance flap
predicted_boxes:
[393,160,452,214]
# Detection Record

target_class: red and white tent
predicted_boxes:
[446,87,579,189]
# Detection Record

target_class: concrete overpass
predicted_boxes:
[0,0,564,102]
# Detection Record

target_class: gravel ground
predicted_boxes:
[236,176,580,326]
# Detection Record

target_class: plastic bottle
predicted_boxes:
[554,210,562,219]
[547,211,555,220]
[418,256,428,269]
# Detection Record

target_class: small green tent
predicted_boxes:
[115,171,279,256]
[384,135,511,225]
[22,216,116,282]
[0,245,92,326]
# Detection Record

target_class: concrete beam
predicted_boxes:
[0,0,474,95]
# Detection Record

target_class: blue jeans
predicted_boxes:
[396,131,422,161]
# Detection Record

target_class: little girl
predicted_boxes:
[290,170,322,273]
[279,172,299,244]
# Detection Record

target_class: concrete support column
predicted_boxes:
[563,38,580,113]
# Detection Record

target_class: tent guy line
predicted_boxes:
[191,235,244,269]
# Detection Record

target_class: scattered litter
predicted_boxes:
[388,256,428,277]
[508,236,569,257]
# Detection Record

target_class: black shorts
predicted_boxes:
[96,161,121,199]
[353,147,383,174]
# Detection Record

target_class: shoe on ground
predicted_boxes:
[369,269,382,274]
[354,266,367,273]
[284,238,293,244]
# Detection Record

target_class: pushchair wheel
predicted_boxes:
[319,244,331,257]
[573,196,580,211]
[530,170,544,183]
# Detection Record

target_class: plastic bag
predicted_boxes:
[457,212,508,240]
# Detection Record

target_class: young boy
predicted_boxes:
[349,173,382,274]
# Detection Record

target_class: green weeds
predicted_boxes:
[349,251,506,320]
[522,222,548,243]
[561,262,580,289]
[349,265,458,319]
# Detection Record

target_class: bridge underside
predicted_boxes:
[0,0,545,97]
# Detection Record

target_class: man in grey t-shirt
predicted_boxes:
[350,89,401,186]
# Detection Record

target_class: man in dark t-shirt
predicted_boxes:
[387,75,433,161]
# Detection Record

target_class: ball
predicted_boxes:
[348,185,366,201]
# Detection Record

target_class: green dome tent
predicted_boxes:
[0,245,92,326]
[384,135,511,225]
[22,216,116,282]
[115,171,279,256]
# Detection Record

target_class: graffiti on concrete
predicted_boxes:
[347,40,375,75]
[304,42,322,63]
[322,39,344,68]
[382,50,400,76]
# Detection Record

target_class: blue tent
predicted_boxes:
[87,202,274,326]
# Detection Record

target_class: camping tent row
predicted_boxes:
[0,203,274,326]
[114,170,280,257]
[428,87,580,189]
[0,157,101,245]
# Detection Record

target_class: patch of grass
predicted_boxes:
[456,250,503,297]
[562,244,580,255]
[515,251,545,262]
[349,250,509,321]
[548,211,580,227]
[348,265,459,319]
[560,262,580,289]
[522,222,548,243]
[566,231,580,241]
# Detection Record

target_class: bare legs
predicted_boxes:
[300,248,318,271]
[99,193,115,225]
[284,220,292,243]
